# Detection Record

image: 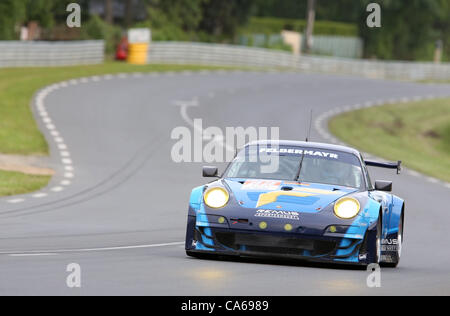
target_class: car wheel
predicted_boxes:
[375,216,382,264]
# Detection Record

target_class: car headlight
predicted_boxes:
[334,197,360,219]
[204,187,229,209]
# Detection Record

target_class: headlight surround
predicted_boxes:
[204,187,229,209]
[334,197,361,219]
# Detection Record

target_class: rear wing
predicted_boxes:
[365,160,402,174]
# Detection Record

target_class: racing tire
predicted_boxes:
[374,216,382,264]
[381,212,403,268]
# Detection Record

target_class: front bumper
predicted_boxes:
[185,214,376,265]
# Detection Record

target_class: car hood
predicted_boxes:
[224,178,358,213]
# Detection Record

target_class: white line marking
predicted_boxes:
[7,199,25,204]
[51,187,64,192]
[32,193,48,198]
[426,177,439,184]
[407,170,421,177]
[9,253,57,257]
[0,241,184,256]
[174,99,235,153]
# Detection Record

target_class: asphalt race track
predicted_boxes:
[1,71,450,295]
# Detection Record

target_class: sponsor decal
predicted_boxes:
[381,239,398,252]
[255,209,300,220]
[255,188,337,208]
[241,180,281,191]
[359,253,368,261]
[259,148,339,159]
[382,238,398,245]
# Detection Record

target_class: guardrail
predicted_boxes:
[149,42,450,81]
[0,40,105,68]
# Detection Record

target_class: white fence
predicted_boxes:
[0,41,105,67]
[238,34,363,58]
[149,42,450,81]
[309,35,363,59]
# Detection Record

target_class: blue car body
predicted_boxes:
[185,141,404,266]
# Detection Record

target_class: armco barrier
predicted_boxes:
[0,40,104,68]
[149,42,450,81]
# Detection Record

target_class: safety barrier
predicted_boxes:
[149,42,450,81]
[0,40,104,68]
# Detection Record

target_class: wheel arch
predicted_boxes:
[389,196,405,235]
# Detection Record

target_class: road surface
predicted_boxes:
[1,71,449,295]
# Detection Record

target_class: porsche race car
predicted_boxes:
[185,140,404,267]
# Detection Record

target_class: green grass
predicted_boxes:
[0,62,236,197]
[0,170,51,197]
[329,98,450,182]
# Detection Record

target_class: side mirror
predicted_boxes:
[375,180,392,192]
[203,166,219,178]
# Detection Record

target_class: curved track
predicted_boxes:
[1,71,450,295]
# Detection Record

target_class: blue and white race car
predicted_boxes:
[185,140,404,267]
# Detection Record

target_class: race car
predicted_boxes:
[185,140,404,267]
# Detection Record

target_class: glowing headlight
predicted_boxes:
[204,187,229,209]
[334,197,361,219]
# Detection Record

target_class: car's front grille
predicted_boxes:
[214,231,337,256]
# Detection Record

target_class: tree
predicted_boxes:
[359,0,444,60]
[124,0,133,27]
[104,0,113,24]
[252,0,306,19]
[305,0,316,53]
[146,0,205,32]
[0,0,26,39]
[199,0,254,38]
[25,0,56,28]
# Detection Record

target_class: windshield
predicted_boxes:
[225,146,364,189]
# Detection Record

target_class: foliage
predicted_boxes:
[80,15,123,54]
[1,0,450,61]
[199,0,254,38]
[0,0,26,40]
[240,17,358,37]
[358,0,447,61]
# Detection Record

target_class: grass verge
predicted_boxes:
[0,62,236,197]
[0,171,51,197]
[329,98,450,182]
